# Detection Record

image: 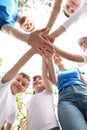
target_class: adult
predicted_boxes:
[0,48,37,130]
[54,54,87,130]
[26,55,60,130]
[45,0,87,44]
[45,0,83,33]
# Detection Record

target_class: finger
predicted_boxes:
[37,47,53,58]
[46,35,54,43]
[41,46,55,56]
[36,27,49,34]
[41,27,49,35]
[37,48,43,56]
[43,43,55,53]
[41,34,54,44]
[40,35,55,49]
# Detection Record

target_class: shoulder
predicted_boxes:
[0,81,10,88]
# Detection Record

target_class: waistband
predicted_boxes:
[59,84,82,94]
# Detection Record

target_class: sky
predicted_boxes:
[0,0,87,78]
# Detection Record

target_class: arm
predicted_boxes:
[1,25,54,55]
[46,0,63,33]
[1,48,37,83]
[55,46,84,62]
[80,74,87,86]
[50,3,87,39]
[42,56,57,93]
[46,56,57,83]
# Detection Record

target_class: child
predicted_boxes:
[0,48,37,130]
[26,55,60,130]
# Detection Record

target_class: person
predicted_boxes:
[53,53,87,130]
[26,55,60,130]
[54,36,87,66]
[34,0,86,56]
[44,0,87,44]
[0,47,37,130]
[45,0,83,33]
[0,0,54,56]
[63,0,83,17]
[16,12,35,32]
[0,0,35,32]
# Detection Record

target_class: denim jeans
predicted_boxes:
[58,84,87,130]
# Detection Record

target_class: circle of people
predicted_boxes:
[0,0,87,130]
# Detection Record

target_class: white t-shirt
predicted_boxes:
[78,51,87,66]
[63,0,87,29]
[27,89,59,130]
[0,81,17,129]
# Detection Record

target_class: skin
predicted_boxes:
[1,48,37,130]
[1,0,82,57]
[40,0,82,54]
[78,36,87,51]
[45,0,82,33]
[32,55,57,93]
[54,36,87,63]
[5,74,30,130]
[10,74,30,95]
[2,25,55,56]
[17,13,35,32]
[26,55,60,130]
[64,0,82,17]
[32,75,45,93]
[54,54,87,85]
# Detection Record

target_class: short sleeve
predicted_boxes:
[78,52,87,67]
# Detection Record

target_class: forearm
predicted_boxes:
[55,46,84,62]
[50,25,65,39]
[1,24,28,43]
[1,48,37,83]
[42,58,53,92]
[14,48,36,70]
[50,4,87,39]
[46,0,63,32]
[47,57,57,83]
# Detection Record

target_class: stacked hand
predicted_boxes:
[27,28,55,57]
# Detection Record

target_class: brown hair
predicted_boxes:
[20,16,27,25]
[18,72,30,82]
[63,10,70,17]
[33,75,42,81]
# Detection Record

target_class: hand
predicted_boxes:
[38,34,55,57]
[27,28,55,55]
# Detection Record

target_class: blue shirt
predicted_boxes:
[0,0,18,28]
[55,68,85,92]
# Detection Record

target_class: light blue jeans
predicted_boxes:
[58,84,87,130]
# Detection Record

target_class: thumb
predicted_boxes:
[40,27,49,35]
[47,35,54,43]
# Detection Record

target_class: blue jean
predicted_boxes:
[58,84,87,130]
